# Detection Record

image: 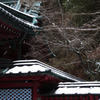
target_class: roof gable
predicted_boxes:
[3,60,84,82]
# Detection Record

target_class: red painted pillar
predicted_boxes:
[64,96,68,100]
[80,96,83,100]
[89,95,94,100]
[33,82,38,100]
[74,96,79,100]
[95,95,99,100]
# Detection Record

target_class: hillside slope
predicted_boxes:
[40,0,100,81]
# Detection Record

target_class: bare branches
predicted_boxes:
[44,27,100,31]
[73,11,100,16]
[41,0,100,80]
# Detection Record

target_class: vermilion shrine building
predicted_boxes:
[0,0,100,100]
[0,60,100,100]
[0,0,54,61]
[0,60,83,100]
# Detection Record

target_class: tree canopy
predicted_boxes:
[29,0,100,81]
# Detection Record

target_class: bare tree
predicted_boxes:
[39,0,100,80]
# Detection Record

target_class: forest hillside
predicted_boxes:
[28,0,100,81]
[39,0,100,81]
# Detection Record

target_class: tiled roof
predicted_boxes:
[0,4,54,61]
[0,2,39,33]
[0,60,84,82]
[54,82,100,95]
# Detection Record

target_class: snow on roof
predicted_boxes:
[6,65,46,74]
[5,60,84,82]
[55,82,100,95]
[55,87,100,94]
[58,81,100,87]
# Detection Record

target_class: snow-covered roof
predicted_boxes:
[4,60,84,82]
[6,65,46,74]
[55,82,100,95]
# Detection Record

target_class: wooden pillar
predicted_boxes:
[33,82,38,100]
[17,32,26,59]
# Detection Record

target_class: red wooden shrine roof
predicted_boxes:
[0,60,84,83]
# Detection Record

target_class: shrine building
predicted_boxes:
[0,0,100,100]
[0,60,83,100]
